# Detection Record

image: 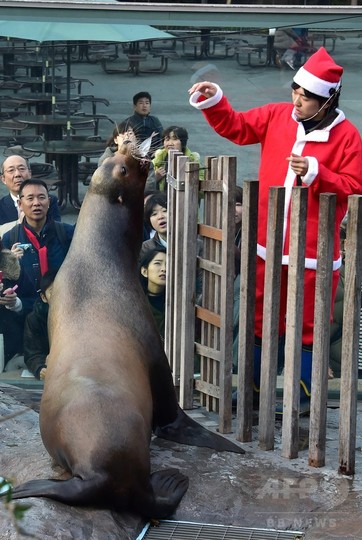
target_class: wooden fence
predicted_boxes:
[164,151,362,474]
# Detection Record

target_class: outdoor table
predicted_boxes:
[234,32,277,68]
[14,76,59,93]
[14,93,80,115]
[22,138,106,210]
[16,114,96,141]
[8,58,64,78]
[14,76,93,94]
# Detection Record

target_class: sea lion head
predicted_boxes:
[89,142,150,204]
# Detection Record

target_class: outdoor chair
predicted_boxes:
[75,134,104,185]
[79,95,110,116]
[30,162,64,192]
[0,119,30,140]
[0,96,32,114]
[54,100,82,115]
[72,112,115,136]
[3,134,44,158]
[54,77,94,94]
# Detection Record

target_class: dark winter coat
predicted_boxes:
[2,219,74,316]
[23,299,49,379]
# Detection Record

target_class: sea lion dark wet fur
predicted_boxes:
[9,144,244,517]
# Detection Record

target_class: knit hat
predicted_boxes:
[293,47,343,98]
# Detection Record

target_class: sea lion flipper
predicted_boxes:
[144,469,189,519]
[11,477,105,506]
[10,472,189,519]
[154,407,245,454]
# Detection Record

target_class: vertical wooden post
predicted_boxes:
[309,193,336,468]
[165,150,182,375]
[339,195,362,475]
[236,180,259,442]
[281,187,308,459]
[172,155,189,387]
[259,186,285,451]
[219,156,236,434]
[179,161,200,409]
[202,157,221,413]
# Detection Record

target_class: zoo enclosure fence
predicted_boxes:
[164,150,362,475]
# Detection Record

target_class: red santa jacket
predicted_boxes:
[190,86,362,270]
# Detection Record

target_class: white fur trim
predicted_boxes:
[189,84,223,110]
[294,66,340,98]
[301,156,318,186]
[257,246,342,270]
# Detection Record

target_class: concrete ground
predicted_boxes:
[1,31,362,539]
[1,383,362,539]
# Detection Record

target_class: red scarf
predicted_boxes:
[23,225,48,276]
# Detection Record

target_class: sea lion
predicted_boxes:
[9,143,244,518]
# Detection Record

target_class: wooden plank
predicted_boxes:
[208,158,219,412]
[165,150,182,372]
[202,179,223,193]
[179,161,200,409]
[281,187,308,459]
[195,342,222,361]
[200,158,215,410]
[197,257,222,276]
[309,193,336,468]
[236,180,259,442]
[195,379,220,399]
[338,195,362,475]
[219,156,236,434]
[198,223,223,241]
[196,305,221,327]
[172,155,189,387]
[258,186,285,451]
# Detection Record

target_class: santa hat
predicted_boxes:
[293,47,343,98]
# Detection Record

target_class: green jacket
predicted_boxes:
[152,147,204,191]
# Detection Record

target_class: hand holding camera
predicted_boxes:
[11,242,32,259]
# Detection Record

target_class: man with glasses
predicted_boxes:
[0,155,61,235]
[1,179,74,365]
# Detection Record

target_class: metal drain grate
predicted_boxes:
[137,520,305,540]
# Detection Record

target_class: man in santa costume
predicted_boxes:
[189,47,362,413]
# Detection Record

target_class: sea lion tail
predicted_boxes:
[11,477,107,507]
[154,407,245,454]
